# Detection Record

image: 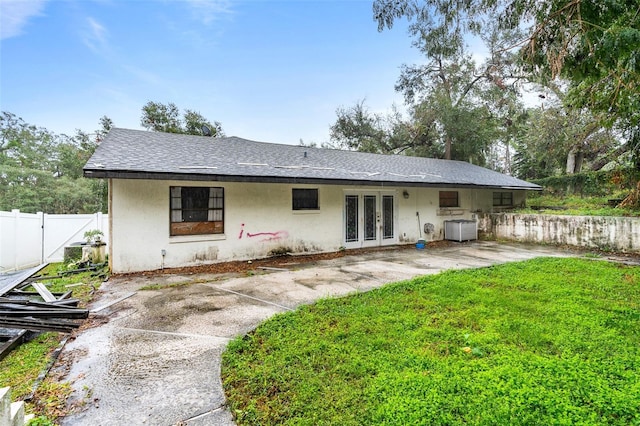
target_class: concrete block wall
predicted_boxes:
[478,213,640,253]
[0,387,33,426]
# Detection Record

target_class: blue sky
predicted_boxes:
[1,0,422,145]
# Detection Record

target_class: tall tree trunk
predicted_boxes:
[445,135,452,160]
[505,139,511,175]
[574,151,584,173]
[566,146,577,174]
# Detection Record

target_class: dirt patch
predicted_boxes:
[77,314,111,331]
[112,243,453,279]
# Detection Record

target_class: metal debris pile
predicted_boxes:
[0,264,95,361]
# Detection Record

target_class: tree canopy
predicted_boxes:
[1,101,225,213]
[0,112,109,213]
[372,0,640,138]
[323,0,634,178]
[141,101,224,136]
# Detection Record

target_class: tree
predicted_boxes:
[329,100,441,157]
[330,101,391,153]
[519,0,639,130]
[141,101,224,136]
[0,111,58,171]
[372,0,527,163]
[373,0,640,159]
[0,112,108,213]
[513,101,620,180]
[97,115,113,141]
[397,40,515,163]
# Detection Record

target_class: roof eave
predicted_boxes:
[83,169,542,190]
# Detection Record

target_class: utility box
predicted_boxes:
[444,220,477,242]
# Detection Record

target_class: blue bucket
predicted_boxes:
[416,240,425,250]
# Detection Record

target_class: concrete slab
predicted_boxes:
[59,241,576,426]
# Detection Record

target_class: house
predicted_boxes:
[84,128,541,273]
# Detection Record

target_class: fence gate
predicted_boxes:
[0,210,108,273]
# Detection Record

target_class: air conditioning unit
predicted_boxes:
[444,220,477,242]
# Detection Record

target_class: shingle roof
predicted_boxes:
[83,128,541,190]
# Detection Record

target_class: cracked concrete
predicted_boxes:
[58,241,576,426]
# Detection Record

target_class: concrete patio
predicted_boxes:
[59,241,576,425]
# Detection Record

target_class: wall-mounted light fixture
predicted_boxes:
[403,190,409,199]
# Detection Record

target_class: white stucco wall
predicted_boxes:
[109,179,505,273]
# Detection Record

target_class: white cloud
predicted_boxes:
[184,0,233,25]
[121,64,165,87]
[0,0,47,40]
[82,16,109,54]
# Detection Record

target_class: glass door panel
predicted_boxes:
[345,195,358,243]
[364,195,377,241]
[382,195,394,239]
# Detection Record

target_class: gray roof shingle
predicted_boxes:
[83,128,541,190]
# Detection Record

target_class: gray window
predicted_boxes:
[493,192,513,207]
[292,188,319,210]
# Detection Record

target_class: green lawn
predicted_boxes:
[222,258,640,425]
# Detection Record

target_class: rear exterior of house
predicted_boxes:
[85,129,538,273]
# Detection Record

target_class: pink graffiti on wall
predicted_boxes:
[238,223,289,242]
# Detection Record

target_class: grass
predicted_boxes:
[0,262,108,423]
[517,194,639,217]
[222,258,640,425]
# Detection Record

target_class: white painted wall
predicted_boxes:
[0,210,109,272]
[110,179,503,273]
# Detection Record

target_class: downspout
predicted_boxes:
[108,178,113,273]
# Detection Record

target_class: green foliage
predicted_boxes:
[543,0,640,132]
[0,112,58,171]
[0,165,106,213]
[371,1,526,165]
[0,262,107,422]
[27,416,56,426]
[0,333,60,398]
[395,29,514,163]
[329,101,442,157]
[372,0,640,168]
[83,229,104,243]
[36,262,107,304]
[0,112,107,213]
[222,258,640,425]
[532,168,639,197]
[520,194,640,217]
[513,101,621,179]
[330,101,391,152]
[140,101,224,136]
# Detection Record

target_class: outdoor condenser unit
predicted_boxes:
[444,219,477,242]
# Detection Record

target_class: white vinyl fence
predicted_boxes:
[0,210,109,273]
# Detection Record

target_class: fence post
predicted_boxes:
[11,209,19,272]
[96,212,103,234]
[38,212,45,265]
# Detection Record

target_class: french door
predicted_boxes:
[344,192,396,248]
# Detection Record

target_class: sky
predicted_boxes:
[0,0,425,145]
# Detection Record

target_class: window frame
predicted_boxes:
[493,191,513,207]
[439,191,459,208]
[170,186,224,236]
[292,188,319,211]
